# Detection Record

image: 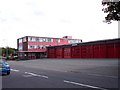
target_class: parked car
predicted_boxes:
[0,60,11,75]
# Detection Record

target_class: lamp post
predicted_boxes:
[6,46,8,58]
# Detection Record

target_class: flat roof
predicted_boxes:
[17,36,82,40]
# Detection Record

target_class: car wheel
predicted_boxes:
[7,71,10,75]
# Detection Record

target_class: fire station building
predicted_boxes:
[17,36,82,59]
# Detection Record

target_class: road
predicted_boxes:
[1,59,119,90]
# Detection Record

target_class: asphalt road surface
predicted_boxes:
[1,59,119,90]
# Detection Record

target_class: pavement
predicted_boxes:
[1,59,119,89]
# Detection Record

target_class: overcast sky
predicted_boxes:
[0,0,118,48]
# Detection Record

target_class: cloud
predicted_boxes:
[60,19,72,23]
[12,17,21,22]
[0,17,21,23]
[0,0,118,48]
[34,11,44,16]
[0,18,7,23]
[25,1,36,7]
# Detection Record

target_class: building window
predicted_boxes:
[46,38,51,42]
[28,45,35,49]
[68,40,71,43]
[32,45,35,48]
[42,38,46,42]
[28,37,36,42]
[19,39,22,43]
[36,45,44,49]
[30,46,33,49]
[28,37,31,41]
[42,45,46,49]
[32,37,36,42]
[36,38,39,42]
[37,45,40,49]
[72,40,76,43]
[18,53,23,56]
[39,38,43,42]
[34,45,37,49]
[23,37,26,42]
[28,37,33,41]
[51,39,53,42]
[69,40,80,43]
[18,45,22,50]
[78,40,82,43]
[40,45,44,49]
[28,45,40,49]
[56,39,60,43]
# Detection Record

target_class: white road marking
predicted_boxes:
[63,80,108,90]
[24,72,48,78]
[11,69,19,72]
[23,75,33,77]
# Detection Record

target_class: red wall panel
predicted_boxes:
[47,48,56,58]
[81,45,87,58]
[93,44,107,58]
[55,48,63,58]
[99,44,107,58]
[81,45,93,58]
[86,45,94,58]
[71,46,81,58]
[106,43,116,58]
[115,42,119,58]
[108,42,120,58]
[93,45,100,58]
[63,47,71,58]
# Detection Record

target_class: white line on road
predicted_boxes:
[24,72,48,79]
[63,80,108,90]
[11,69,19,72]
[23,74,33,77]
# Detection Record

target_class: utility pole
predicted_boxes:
[6,46,8,58]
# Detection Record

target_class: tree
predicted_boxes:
[1,47,17,56]
[102,0,120,24]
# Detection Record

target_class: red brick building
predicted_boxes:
[17,36,82,59]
